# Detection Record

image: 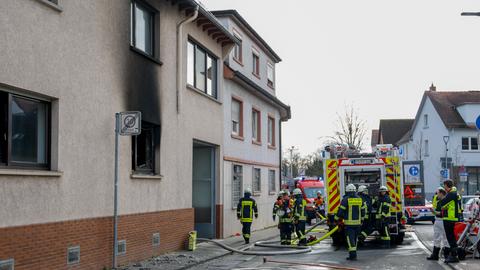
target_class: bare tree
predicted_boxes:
[329,104,367,151]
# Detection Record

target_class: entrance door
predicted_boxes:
[192,143,215,238]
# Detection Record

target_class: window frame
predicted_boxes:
[423,114,428,128]
[130,0,157,57]
[231,97,244,139]
[132,121,159,175]
[424,139,429,157]
[0,91,51,170]
[462,136,479,151]
[252,47,260,77]
[252,108,261,144]
[67,246,80,265]
[232,164,243,209]
[232,28,243,64]
[268,169,276,194]
[267,62,275,89]
[267,114,276,148]
[0,259,14,270]
[253,167,261,194]
[187,39,219,99]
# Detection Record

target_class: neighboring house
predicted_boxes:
[376,119,414,146]
[0,1,237,269]
[399,84,480,198]
[371,129,379,149]
[212,10,291,238]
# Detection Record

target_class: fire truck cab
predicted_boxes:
[324,152,406,245]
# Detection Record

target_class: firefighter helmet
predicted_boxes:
[293,188,302,196]
[244,187,252,194]
[278,190,285,197]
[379,186,388,192]
[358,185,368,194]
[346,184,356,192]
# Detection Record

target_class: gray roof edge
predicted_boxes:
[211,9,282,62]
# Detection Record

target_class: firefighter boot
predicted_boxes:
[444,248,460,264]
[346,251,357,261]
[426,247,440,260]
[442,247,450,259]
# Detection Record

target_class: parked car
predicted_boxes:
[462,195,480,220]
[405,199,435,224]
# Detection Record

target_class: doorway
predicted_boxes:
[192,142,216,238]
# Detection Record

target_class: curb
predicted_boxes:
[413,230,459,270]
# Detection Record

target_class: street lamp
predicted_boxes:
[461,12,480,16]
[443,135,450,170]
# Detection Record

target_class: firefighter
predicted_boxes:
[272,190,285,222]
[292,188,308,246]
[278,190,293,245]
[335,184,364,260]
[427,187,449,260]
[357,185,373,244]
[438,179,460,263]
[452,187,464,221]
[314,191,326,219]
[236,187,258,244]
[374,186,391,248]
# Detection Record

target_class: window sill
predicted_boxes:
[461,150,480,153]
[130,174,163,180]
[268,145,277,150]
[231,134,244,141]
[252,192,261,197]
[269,191,277,195]
[252,140,262,146]
[36,0,63,12]
[130,46,163,66]
[0,169,63,177]
[252,72,261,80]
[233,57,244,66]
[186,85,222,105]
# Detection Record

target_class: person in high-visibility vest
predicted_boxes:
[374,186,391,248]
[357,185,372,244]
[272,190,285,222]
[278,190,293,245]
[427,187,449,260]
[439,179,460,263]
[237,187,258,244]
[314,191,325,219]
[292,188,308,246]
[335,184,364,260]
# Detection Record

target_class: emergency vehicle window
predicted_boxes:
[345,170,381,196]
[304,187,322,198]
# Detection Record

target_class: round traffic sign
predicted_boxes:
[409,166,419,176]
[476,115,480,130]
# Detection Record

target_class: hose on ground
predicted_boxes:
[197,238,312,255]
[307,225,339,246]
[257,218,328,246]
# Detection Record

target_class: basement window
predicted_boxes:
[152,233,160,246]
[118,240,127,255]
[67,246,80,265]
[0,259,14,270]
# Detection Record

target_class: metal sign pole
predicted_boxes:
[113,113,119,269]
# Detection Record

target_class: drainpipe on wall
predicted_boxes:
[176,6,199,114]
[279,119,283,190]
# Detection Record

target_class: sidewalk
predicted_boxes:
[120,226,281,270]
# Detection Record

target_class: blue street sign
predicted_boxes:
[409,166,419,176]
[399,147,404,156]
[476,115,480,130]
[441,169,450,179]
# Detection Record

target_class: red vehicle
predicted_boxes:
[295,177,325,223]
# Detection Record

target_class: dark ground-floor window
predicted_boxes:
[457,167,480,195]
[0,90,50,169]
[132,121,159,175]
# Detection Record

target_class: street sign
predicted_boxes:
[459,171,468,182]
[440,169,450,179]
[476,115,480,130]
[399,147,404,157]
[404,163,421,184]
[119,111,141,136]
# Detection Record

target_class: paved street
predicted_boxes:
[185,226,449,270]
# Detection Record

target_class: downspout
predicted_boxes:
[176,6,199,114]
[279,119,283,190]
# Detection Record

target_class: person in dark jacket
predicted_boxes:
[373,185,391,248]
[335,184,364,260]
[357,185,372,244]
[237,187,258,244]
[438,179,459,263]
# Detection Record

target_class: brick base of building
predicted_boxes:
[0,208,194,270]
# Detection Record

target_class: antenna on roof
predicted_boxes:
[429,83,436,92]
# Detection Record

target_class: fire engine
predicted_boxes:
[323,145,406,245]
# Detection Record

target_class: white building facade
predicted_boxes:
[399,87,480,198]
[212,10,291,238]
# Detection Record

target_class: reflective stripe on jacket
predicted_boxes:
[294,198,307,221]
[237,197,258,223]
[335,193,364,226]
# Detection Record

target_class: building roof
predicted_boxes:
[371,129,379,147]
[224,65,291,121]
[425,90,480,128]
[211,9,282,62]
[378,119,414,146]
[172,1,240,47]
